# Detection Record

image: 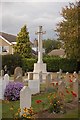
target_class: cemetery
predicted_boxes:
[0,2,80,119]
[0,25,80,119]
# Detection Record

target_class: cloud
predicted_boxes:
[1,1,76,40]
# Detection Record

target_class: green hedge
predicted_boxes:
[2,54,79,75]
[2,54,23,75]
[22,58,37,72]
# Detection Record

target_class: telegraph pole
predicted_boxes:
[35,26,46,63]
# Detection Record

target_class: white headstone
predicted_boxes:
[65,72,70,86]
[28,79,40,94]
[73,71,78,82]
[2,74,9,99]
[20,86,31,116]
[3,74,9,88]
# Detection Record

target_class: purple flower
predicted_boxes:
[4,82,24,101]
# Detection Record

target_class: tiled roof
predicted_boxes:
[48,48,65,56]
[0,32,16,43]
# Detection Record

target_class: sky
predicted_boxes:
[0,0,76,41]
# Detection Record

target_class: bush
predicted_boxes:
[22,58,37,72]
[59,58,77,73]
[2,54,23,75]
[4,82,24,101]
[43,57,60,72]
[48,96,63,113]
[2,54,79,74]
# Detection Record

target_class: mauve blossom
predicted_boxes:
[4,82,24,101]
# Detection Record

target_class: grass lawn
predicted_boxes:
[2,91,53,118]
[2,73,80,118]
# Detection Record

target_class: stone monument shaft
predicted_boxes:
[36,26,45,63]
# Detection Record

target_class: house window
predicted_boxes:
[2,46,9,53]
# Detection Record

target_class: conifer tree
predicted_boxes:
[14,25,32,58]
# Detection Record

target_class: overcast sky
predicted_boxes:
[0,0,76,41]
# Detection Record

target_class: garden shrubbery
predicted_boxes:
[2,54,23,75]
[2,54,79,74]
[4,82,24,101]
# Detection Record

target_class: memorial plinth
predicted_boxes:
[28,26,48,80]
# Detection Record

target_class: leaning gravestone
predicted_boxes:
[20,86,31,116]
[14,67,23,82]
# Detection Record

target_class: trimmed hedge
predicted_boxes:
[2,54,79,74]
[2,54,23,75]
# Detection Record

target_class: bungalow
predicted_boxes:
[0,32,16,55]
[0,32,37,56]
[48,48,66,58]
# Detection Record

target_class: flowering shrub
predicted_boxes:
[4,82,24,101]
[36,100,42,104]
[21,107,34,119]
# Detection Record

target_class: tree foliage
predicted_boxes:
[56,2,80,61]
[14,25,32,58]
[43,39,61,54]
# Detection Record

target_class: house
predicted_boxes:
[0,32,16,55]
[0,32,37,56]
[48,48,65,58]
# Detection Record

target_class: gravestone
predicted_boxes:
[14,67,23,82]
[28,72,33,80]
[58,81,65,95]
[46,73,51,90]
[28,79,40,94]
[73,72,78,82]
[3,74,9,89]
[39,71,42,82]
[65,72,70,86]
[0,70,4,77]
[58,81,66,104]
[1,74,9,99]
[20,86,31,116]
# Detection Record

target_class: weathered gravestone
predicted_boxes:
[28,79,40,94]
[20,86,31,116]
[46,73,51,90]
[58,81,66,104]
[14,67,23,82]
